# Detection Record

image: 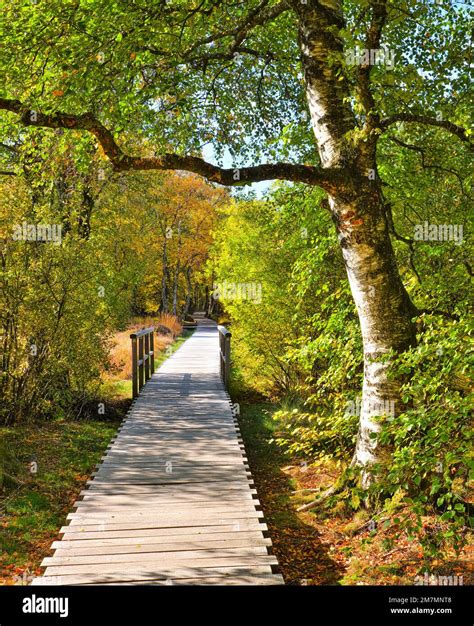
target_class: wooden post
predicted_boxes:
[131,335,138,399]
[144,333,150,380]
[130,326,155,399]
[217,325,231,390]
[224,332,231,389]
[150,331,155,375]
[138,335,144,392]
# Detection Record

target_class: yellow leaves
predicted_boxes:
[133,241,146,255]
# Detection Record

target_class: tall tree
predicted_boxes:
[0,0,470,483]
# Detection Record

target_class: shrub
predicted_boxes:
[365,316,473,558]
[157,313,182,338]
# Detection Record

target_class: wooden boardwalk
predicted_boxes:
[33,317,283,585]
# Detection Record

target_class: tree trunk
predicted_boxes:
[297,1,418,484]
[78,186,93,240]
[330,185,417,483]
[161,236,169,313]
[172,220,182,316]
[182,266,193,318]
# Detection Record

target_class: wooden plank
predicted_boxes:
[73,499,258,512]
[59,511,263,532]
[93,468,251,478]
[51,532,271,549]
[66,513,264,529]
[67,505,259,520]
[98,453,250,468]
[67,507,263,519]
[84,574,285,586]
[43,555,278,575]
[99,456,247,465]
[32,566,277,585]
[59,522,268,540]
[71,502,260,515]
[86,477,254,485]
[42,546,272,566]
[81,483,257,494]
[76,491,258,508]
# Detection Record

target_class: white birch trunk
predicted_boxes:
[297,0,417,484]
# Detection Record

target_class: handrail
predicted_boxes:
[130,326,155,398]
[130,326,155,338]
[217,325,231,390]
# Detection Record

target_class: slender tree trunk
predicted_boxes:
[194,285,200,311]
[172,220,182,316]
[297,1,418,484]
[161,236,169,313]
[182,266,193,318]
[78,186,94,240]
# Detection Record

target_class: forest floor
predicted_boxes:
[0,326,193,585]
[239,402,472,586]
[0,418,121,585]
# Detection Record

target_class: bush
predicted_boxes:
[157,313,182,338]
[363,316,473,557]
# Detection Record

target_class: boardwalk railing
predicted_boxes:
[130,326,155,398]
[217,325,231,389]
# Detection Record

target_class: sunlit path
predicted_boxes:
[32,317,283,585]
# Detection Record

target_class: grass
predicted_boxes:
[0,418,120,584]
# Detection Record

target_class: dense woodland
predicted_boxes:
[0,0,472,585]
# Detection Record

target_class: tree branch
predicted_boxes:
[380,114,471,144]
[357,0,388,118]
[0,97,340,190]
[183,1,290,57]
[386,135,469,197]
[383,199,423,285]
[140,2,290,71]
[416,308,460,321]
